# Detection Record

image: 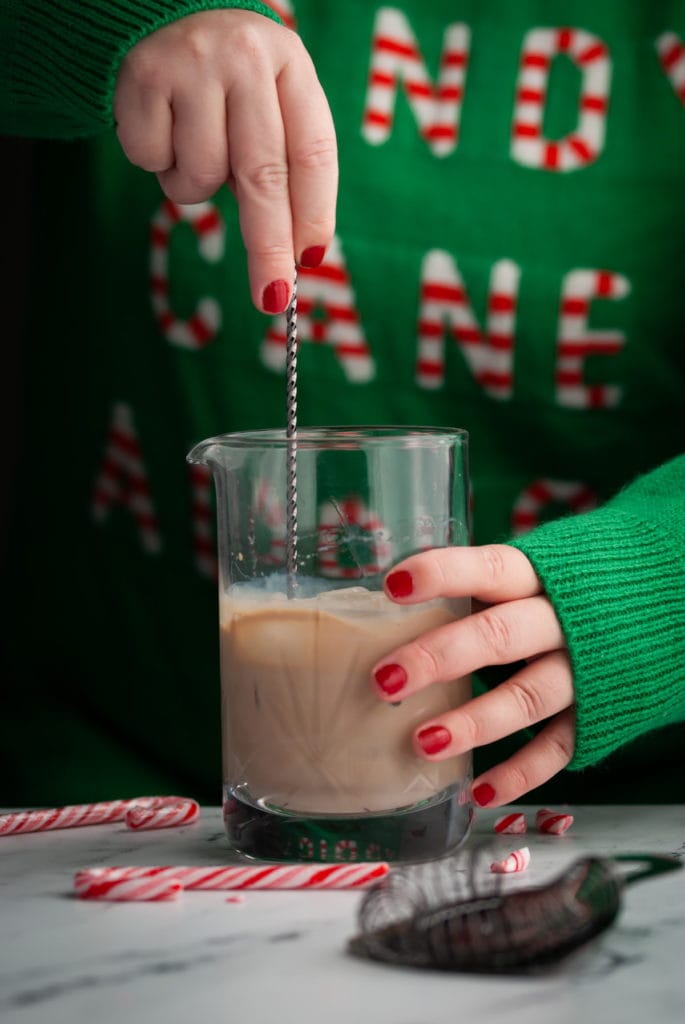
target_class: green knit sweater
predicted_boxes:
[1,0,684,802]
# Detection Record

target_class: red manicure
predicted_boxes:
[299,245,326,268]
[374,663,407,696]
[386,570,413,599]
[416,725,451,755]
[262,280,289,313]
[472,782,496,807]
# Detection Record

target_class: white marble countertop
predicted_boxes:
[1,805,683,1024]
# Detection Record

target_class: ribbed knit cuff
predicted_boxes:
[2,1,281,138]
[510,502,685,770]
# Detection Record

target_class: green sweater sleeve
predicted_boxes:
[0,0,281,138]
[509,455,685,770]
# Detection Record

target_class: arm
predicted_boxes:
[0,0,280,138]
[510,453,685,769]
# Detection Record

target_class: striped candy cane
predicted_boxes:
[150,199,224,349]
[253,478,287,567]
[261,235,375,383]
[92,402,162,554]
[189,464,218,580]
[490,847,531,874]
[511,479,597,536]
[494,813,527,835]
[0,796,197,837]
[362,8,470,156]
[512,27,611,171]
[536,809,574,835]
[656,32,685,106]
[74,868,183,902]
[125,798,200,831]
[0,799,154,836]
[416,251,520,399]
[74,862,390,900]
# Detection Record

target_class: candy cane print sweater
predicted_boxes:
[1,0,684,804]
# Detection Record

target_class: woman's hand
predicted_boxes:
[114,10,337,313]
[371,545,575,808]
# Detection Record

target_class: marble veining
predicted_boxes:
[0,806,683,1024]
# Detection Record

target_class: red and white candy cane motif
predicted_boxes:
[298,836,315,860]
[334,840,359,862]
[512,27,611,171]
[362,8,470,156]
[0,796,164,836]
[150,199,224,349]
[494,812,527,835]
[74,862,389,894]
[511,478,597,536]
[556,268,630,409]
[536,809,574,835]
[189,464,217,580]
[253,478,286,566]
[74,868,183,902]
[416,251,520,400]
[317,497,392,579]
[656,32,685,106]
[92,403,161,553]
[490,847,531,874]
[263,0,296,30]
[260,235,375,383]
[125,798,200,831]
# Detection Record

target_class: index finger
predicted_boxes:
[278,44,338,266]
[228,73,294,313]
[385,545,542,604]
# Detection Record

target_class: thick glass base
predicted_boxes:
[223,781,473,864]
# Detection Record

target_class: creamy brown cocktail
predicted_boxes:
[220,582,470,816]
[188,425,472,861]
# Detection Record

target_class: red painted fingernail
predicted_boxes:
[374,663,407,696]
[386,570,413,599]
[299,245,326,268]
[416,725,451,755]
[473,782,496,807]
[262,279,289,313]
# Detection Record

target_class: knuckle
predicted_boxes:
[412,638,446,682]
[503,677,547,724]
[250,240,293,261]
[183,25,214,62]
[542,719,574,765]
[480,544,508,587]
[230,23,270,68]
[291,136,338,173]
[456,708,484,748]
[507,762,534,797]
[298,214,336,241]
[473,608,514,661]
[237,162,289,196]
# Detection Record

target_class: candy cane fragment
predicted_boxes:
[536,808,574,835]
[74,868,182,902]
[490,847,531,874]
[493,812,527,835]
[125,798,200,831]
